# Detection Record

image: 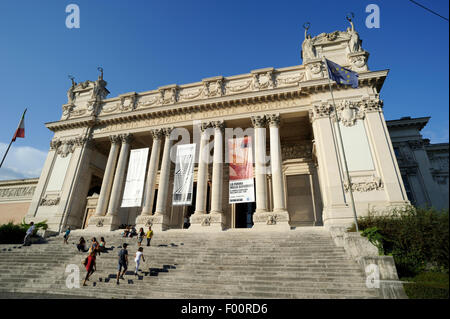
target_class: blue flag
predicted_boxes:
[325,59,359,88]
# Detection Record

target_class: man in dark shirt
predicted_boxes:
[116,243,128,284]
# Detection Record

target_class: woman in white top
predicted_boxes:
[134,247,145,275]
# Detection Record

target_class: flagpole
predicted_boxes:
[0,108,27,169]
[322,59,359,232]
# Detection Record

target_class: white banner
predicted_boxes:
[121,148,149,207]
[172,143,196,206]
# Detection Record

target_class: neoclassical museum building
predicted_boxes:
[2,24,444,232]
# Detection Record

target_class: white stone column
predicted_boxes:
[194,122,211,215]
[141,129,163,216]
[105,133,132,229]
[267,114,288,214]
[251,115,269,214]
[94,135,120,217]
[151,127,174,231]
[208,121,226,230]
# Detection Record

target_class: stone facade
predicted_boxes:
[9,24,429,232]
[387,117,449,210]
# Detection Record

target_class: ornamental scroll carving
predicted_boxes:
[159,87,178,105]
[40,196,60,206]
[332,100,365,127]
[310,98,383,124]
[51,136,91,157]
[202,78,223,98]
[344,175,383,192]
[119,93,137,112]
[252,71,274,91]
[0,186,36,199]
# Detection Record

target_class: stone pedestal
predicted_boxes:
[252,211,290,230]
[189,212,224,231]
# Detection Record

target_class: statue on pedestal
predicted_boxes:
[302,23,316,61]
[67,75,76,104]
[346,14,362,53]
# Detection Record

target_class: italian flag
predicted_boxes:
[12,110,26,142]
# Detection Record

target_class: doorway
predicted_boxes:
[235,202,256,228]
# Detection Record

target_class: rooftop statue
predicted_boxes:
[301,23,316,61]
[346,14,362,53]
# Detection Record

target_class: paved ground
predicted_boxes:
[0,292,86,299]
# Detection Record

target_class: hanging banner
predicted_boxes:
[228,136,255,204]
[172,143,196,206]
[121,148,149,207]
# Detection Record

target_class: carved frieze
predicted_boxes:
[202,78,224,98]
[226,79,252,93]
[281,143,313,160]
[344,175,383,192]
[276,72,305,86]
[119,93,137,112]
[40,196,60,206]
[332,100,365,127]
[0,186,36,199]
[252,70,274,91]
[178,87,204,101]
[360,98,383,113]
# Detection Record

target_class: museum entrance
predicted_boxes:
[235,202,256,228]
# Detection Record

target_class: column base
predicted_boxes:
[252,211,290,231]
[137,213,169,231]
[85,215,120,231]
[189,212,225,231]
[135,214,156,230]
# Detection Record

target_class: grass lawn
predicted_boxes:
[401,272,449,299]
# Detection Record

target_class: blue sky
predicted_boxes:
[0,0,448,179]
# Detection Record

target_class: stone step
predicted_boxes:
[15,280,379,299]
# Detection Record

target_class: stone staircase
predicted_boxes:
[0,227,381,298]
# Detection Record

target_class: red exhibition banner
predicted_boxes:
[228,137,255,203]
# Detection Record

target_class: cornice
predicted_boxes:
[386,116,430,131]
[47,67,388,132]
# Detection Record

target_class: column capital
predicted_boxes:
[267,114,281,127]
[360,98,384,113]
[199,122,212,132]
[109,134,121,145]
[150,129,164,140]
[162,127,174,137]
[212,120,225,131]
[309,103,332,123]
[251,115,267,128]
[119,133,133,144]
